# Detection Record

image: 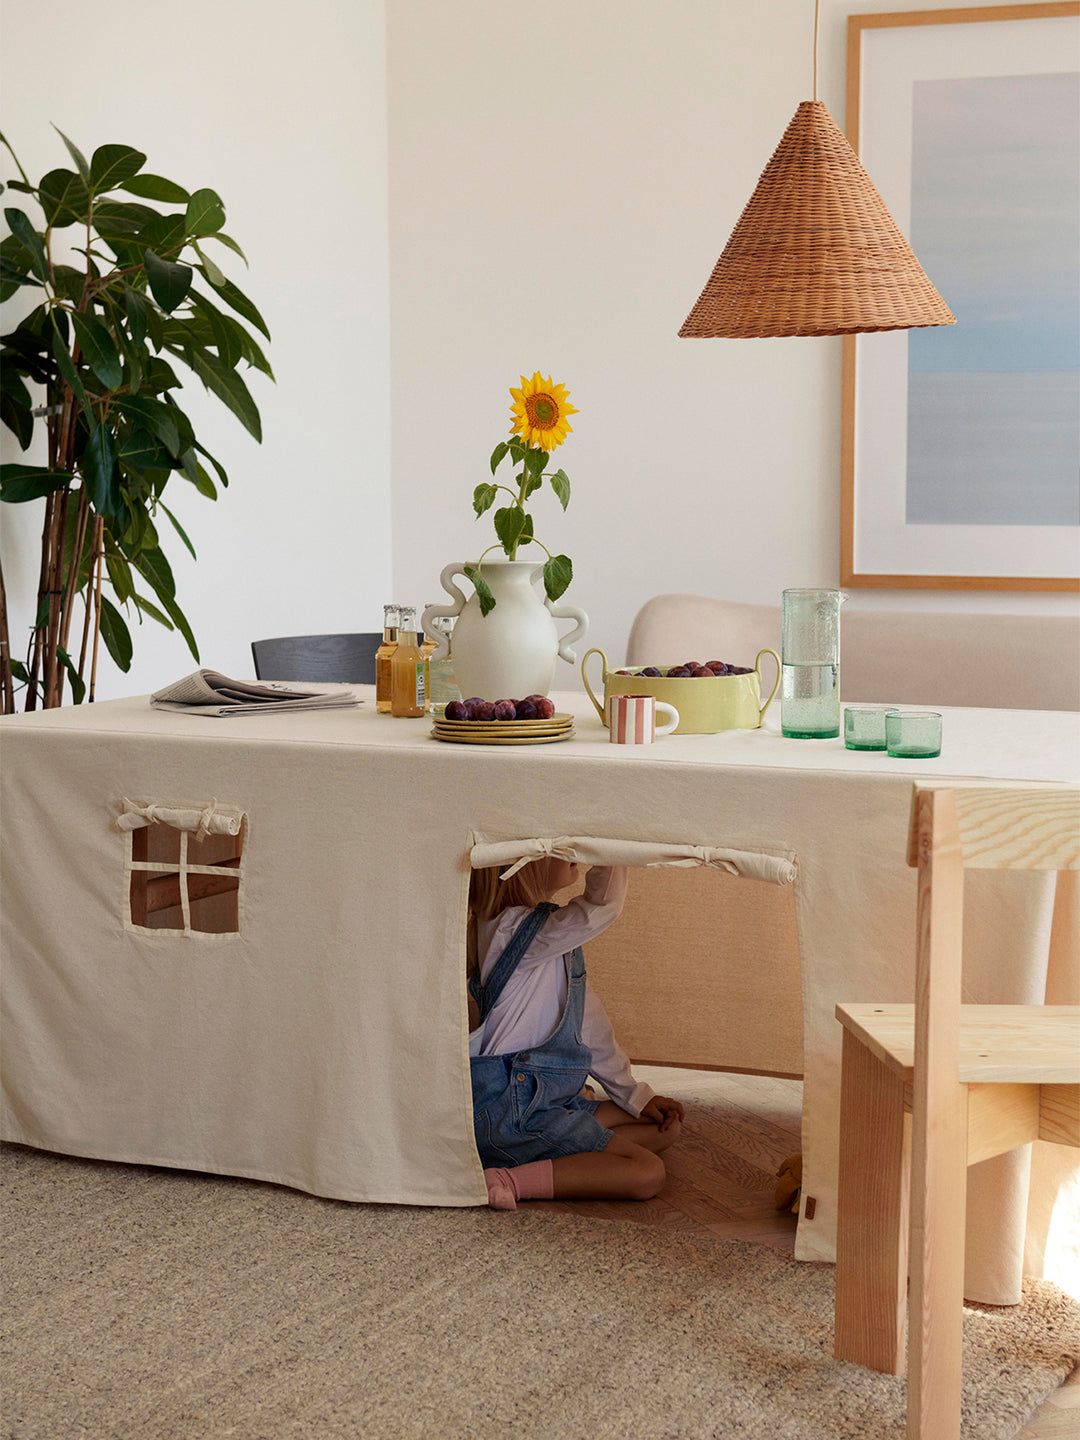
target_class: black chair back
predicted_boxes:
[251,633,381,685]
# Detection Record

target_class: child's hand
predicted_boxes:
[640,1096,685,1131]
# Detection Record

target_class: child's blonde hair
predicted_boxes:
[466,861,553,984]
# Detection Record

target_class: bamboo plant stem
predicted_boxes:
[88,518,105,703]
[0,554,14,714]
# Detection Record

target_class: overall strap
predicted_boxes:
[470,902,558,1025]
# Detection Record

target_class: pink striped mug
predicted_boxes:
[608,693,680,745]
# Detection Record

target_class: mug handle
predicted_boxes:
[654,701,680,737]
[756,648,781,720]
[581,647,609,724]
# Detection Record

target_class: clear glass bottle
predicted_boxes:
[426,613,460,714]
[391,606,427,717]
[375,604,400,713]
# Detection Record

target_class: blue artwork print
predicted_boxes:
[905,71,1080,526]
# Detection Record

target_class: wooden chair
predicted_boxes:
[833,784,1080,1439]
[251,632,381,685]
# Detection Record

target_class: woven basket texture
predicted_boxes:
[679,101,957,338]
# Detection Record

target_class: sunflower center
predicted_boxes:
[525,393,558,428]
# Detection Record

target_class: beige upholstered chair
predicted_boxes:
[626,594,1080,711]
[833,786,1080,1439]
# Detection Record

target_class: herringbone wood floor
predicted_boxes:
[532,1066,1079,1440]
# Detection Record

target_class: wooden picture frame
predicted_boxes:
[840,3,1080,592]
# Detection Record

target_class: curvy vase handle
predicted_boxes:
[581,647,609,724]
[756,648,781,720]
[421,563,470,661]
[548,597,588,663]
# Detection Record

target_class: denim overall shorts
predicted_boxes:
[470,902,614,1167]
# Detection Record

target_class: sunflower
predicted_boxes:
[509,372,578,452]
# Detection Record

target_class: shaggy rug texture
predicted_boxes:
[3,1144,1079,1440]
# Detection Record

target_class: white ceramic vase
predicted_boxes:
[421,559,588,701]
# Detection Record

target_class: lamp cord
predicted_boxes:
[812,0,820,102]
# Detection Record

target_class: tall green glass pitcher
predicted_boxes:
[781,589,845,739]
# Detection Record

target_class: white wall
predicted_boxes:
[386,0,1078,683]
[2,0,1076,708]
[0,0,391,701]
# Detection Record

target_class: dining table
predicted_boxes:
[1,684,1076,1307]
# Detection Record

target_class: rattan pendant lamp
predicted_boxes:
[679,0,956,338]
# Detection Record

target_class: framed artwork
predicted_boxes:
[840,3,1080,591]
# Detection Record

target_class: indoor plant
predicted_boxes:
[466,371,576,615]
[0,128,271,711]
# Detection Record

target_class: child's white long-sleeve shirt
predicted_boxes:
[468,865,654,1118]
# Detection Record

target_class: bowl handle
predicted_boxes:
[581,647,609,724]
[756,648,781,720]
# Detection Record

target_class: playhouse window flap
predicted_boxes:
[117,797,244,838]
[469,835,796,886]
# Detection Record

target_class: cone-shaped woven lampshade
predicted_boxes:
[679,101,956,338]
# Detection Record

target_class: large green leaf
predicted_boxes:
[52,127,90,180]
[98,595,133,672]
[50,264,86,304]
[81,423,121,519]
[124,286,148,346]
[56,646,86,704]
[0,464,71,502]
[131,591,174,629]
[0,374,34,449]
[129,541,176,598]
[114,395,180,456]
[192,438,228,488]
[39,168,90,227]
[119,428,173,473]
[139,212,187,254]
[92,199,160,241]
[205,231,247,265]
[185,188,225,236]
[157,500,197,560]
[209,275,270,339]
[0,259,41,294]
[3,208,46,279]
[143,248,192,313]
[50,323,93,422]
[120,173,189,203]
[89,144,146,193]
[180,344,262,441]
[71,312,123,389]
[105,550,136,604]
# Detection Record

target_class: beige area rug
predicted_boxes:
[3,1144,1079,1440]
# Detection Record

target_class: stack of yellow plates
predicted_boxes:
[431,712,575,745]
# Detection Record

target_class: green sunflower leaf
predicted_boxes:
[549,468,570,511]
[543,554,572,602]
[523,446,548,479]
[473,482,497,516]
[464,565,495,618]
[493,504,527,555]
[489,441,509,474]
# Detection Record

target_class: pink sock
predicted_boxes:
[483,1160,554,1210]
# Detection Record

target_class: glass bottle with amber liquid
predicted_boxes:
[391,606,427,717]
[375,604,400,713]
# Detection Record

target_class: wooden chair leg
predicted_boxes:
[834,1028,910,1374]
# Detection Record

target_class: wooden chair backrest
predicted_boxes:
[907,785,1080,874]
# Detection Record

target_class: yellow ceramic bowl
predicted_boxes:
[582,647,780,734]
